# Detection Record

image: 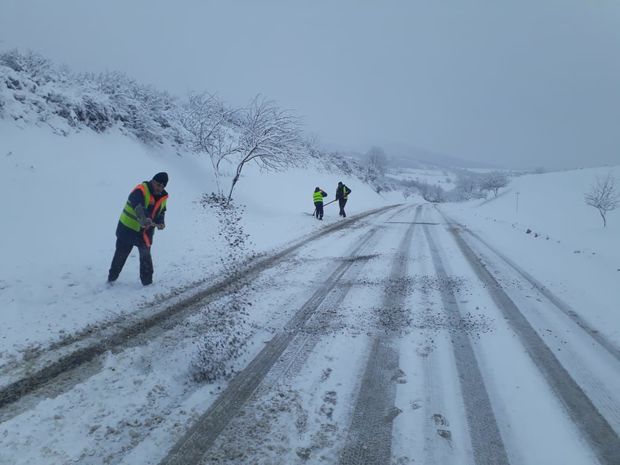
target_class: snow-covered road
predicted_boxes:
[2,204,619,465]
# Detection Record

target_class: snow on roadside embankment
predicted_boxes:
[440,166,620,347]
[0,121,394,363]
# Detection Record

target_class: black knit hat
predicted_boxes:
[152,172,168,186]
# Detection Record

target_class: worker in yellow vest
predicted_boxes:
[108,172,169,286]
[313,187,328,220]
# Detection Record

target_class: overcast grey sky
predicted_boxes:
[2,0,619,169]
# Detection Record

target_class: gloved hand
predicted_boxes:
[156,223,165,230]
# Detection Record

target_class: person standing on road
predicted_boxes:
[108,172,169,286]
[313,187,328,220]
[335,181,352,217]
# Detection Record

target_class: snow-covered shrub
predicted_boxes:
[323,151,355,176]
[322,149,395,195]
[0,82,5,116]
[0,50,186,145]
[74,93,115,132]
[317,149,393,193]
[479,171,510,197]
[453,170,481,200]
[419,181,445,203]
[89,71,184,145]
[0,49,57,87]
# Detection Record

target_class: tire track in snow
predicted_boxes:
[454,222,620,433]
[160,206,411,465]
[0,205,399,419]
[423,221,510,465]
[462,220,620,363]
[445,219,620,465]
[338,205,421,465]
[414,233,457,465]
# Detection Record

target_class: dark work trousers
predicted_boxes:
[314,202,324,220]
[108,238,154,285]
[338,198,348,217]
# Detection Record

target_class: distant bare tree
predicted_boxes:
[181,92,239,194]
[585,172,619,227]
[300,133,323,161]
[419,181,445,203]
[480,171,509,197]
[227,96,304,202]
[365,146,388,175]
[454,170,481,200]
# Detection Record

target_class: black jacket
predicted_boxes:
[336,184,351,200]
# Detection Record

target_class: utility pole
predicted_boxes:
[515,191,520,214]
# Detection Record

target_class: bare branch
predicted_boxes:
[585,172,619,227]
[227,96,304,201]
[181,92,240,194]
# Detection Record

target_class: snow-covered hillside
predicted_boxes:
[444,166,620,264]
[0,121,396,362]
[0,48,405,364]
[387,167,457,191]
[441,165,620,345]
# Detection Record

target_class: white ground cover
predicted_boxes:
[0,121,396,365]
[2,119,618,465]
[387,167,457,191]
[440,165,620,349]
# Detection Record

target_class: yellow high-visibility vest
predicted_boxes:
[119,183,168,232]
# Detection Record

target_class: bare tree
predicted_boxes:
[365,146,388,175]
[301,133,322,161]
[227,96,304,202]
[181,92,239,194]
[454,170,481,200]
[418,181,445,203]
[585,172,619,227]
[480,171,509,197]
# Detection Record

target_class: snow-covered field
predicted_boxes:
[387,167,457,191]
[441,166,620,346]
